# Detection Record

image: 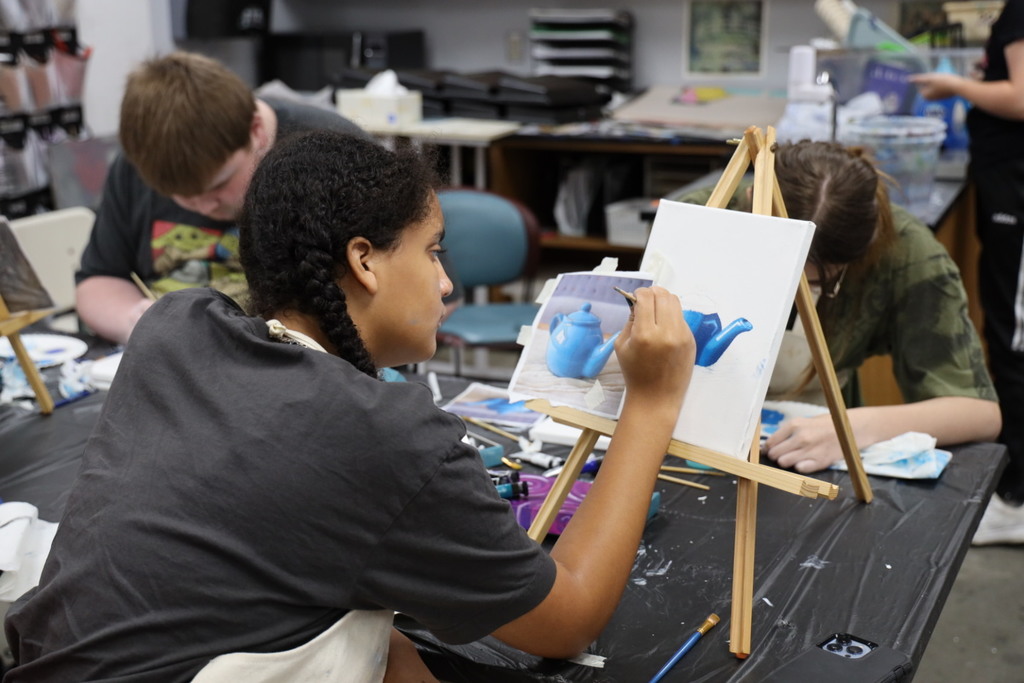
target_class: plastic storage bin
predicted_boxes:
[842,115,946,213]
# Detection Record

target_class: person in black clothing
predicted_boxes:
[912,0,1024,544]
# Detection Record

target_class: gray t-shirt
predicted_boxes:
[5,288,554,682]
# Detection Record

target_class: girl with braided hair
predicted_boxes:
[5,130,696,682]
[683,140,999,475]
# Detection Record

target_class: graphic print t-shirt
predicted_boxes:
[149,220,245,300]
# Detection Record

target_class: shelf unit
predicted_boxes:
[528,8,633,94]
[488,134,734,272]
[0,16,88,218]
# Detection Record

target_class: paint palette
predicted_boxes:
[509,474,660,535]
[509,475,591,535]
[0,334,88,368]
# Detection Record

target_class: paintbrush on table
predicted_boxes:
[463,416,522,443]
[661,465,726,477]
[649,613,720,682]
[657,474,710,491]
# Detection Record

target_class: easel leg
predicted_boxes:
[527,428,601,541]
[7,331,54,414]
[793,278,873,503]
[0,294,55,415]
[730,428,760,658]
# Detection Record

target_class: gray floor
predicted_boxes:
[915,545,1024,682]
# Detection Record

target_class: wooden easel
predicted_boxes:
[0,292,55,414]
[525,125,871,658]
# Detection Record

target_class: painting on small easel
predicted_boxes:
[0,217,53,313]
[641,199,814,458]
[509,271,653,418]
[509,200,814,460]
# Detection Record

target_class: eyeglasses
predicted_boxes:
[807,263,849,299]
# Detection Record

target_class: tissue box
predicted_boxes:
[336,89,422,129]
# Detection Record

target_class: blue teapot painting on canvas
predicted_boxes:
[546,303,620,379]
[683,310,753,367]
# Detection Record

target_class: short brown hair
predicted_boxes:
[119,51,256,197]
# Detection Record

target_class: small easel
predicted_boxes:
[0,292,55,414]
[525,126,872,658]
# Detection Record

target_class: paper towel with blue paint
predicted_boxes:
[762,400,952,480]
[830,431,952,480]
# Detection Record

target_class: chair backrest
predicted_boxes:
[10,207,95,312]
[437,188,541,291]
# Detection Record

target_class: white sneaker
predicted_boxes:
[972,494,1024,546]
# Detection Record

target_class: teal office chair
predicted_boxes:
[435,188,541,377]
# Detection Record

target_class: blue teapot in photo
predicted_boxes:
[546,302,620,379]
[684,309,753,367]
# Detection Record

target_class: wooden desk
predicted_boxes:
[363,117,522,189]
[858,180,983,407]
[932,181,983,336]
[490,133,733,270]
[538,232,643,271]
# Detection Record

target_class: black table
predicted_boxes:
[0,374,1007,682]
[0,390,106,520]
[402,375,1007,682]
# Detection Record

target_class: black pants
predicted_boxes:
[974,158,1024,504]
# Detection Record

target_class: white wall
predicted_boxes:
[75,0,902,135]
[272,0,899,91]
[76,0,175,136]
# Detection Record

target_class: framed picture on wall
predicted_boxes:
[684,0,765,78]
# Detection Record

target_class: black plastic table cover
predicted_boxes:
[403,444,1005,682]
[0,374,1007,682]
[402,376,1008,682]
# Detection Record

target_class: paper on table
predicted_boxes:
[611,84,788,138]
[831,432,952,480]
[529,416,611,451]
[0,502,58,601]
[442,381,544,430]
[88,351,123,391]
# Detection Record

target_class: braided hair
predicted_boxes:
[238,130,438,377]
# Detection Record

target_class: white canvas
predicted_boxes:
[508,200,814,460]
[640,199,814,458]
